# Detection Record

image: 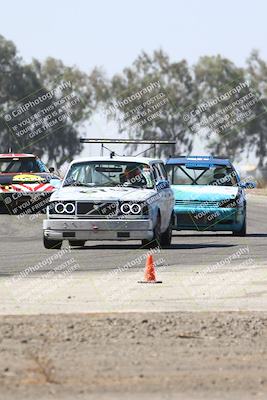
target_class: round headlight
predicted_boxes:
[121,203,131,214]
[65,202,75,214]
[130,203,141,214]
[55,202,65,213]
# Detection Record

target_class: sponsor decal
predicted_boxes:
[12,174,46,183]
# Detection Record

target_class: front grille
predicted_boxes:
[175,199,220,207]
[77,201,119,217]
[177,212,233,226]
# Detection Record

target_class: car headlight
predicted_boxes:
[220,192,244,208]
[49,201,76,215]
[120,202,131,214]
[131,203,142,214]
[120,202,147,215]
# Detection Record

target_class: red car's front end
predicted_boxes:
[0,153,61,214]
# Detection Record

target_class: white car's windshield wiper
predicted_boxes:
[123,184,144,188]
[63,180,94,187]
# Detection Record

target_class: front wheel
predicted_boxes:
[232,216,247,236]
[160,216,172,247]
[142,214,161,248]
[43,236,62,249]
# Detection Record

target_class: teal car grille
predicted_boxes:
[175,199,220,207]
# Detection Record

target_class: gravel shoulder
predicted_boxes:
[1,312,267,400]
[248,189,267,196]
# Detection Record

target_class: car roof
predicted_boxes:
[0,153,36,158]
[166,156,231,167]
[70,156,163,165]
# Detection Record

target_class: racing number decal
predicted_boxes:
[13,174,46,183]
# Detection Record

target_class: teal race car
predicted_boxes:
[165,156,256,236]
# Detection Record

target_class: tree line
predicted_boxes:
[0,34,266,167]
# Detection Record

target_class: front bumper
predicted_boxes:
[43,218,154,241]
[173,206,245,231]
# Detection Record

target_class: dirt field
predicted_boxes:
[0,312,267,400]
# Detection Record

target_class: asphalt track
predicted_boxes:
[0,193,266,314]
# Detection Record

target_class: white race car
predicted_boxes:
[43,156,174,249]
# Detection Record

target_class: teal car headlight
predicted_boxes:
[220,192,244,208]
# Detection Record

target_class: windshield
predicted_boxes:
[0,158,47,173]
[64,161,154,188]
[166,164,238,186]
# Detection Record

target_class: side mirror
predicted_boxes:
[49,167,55,173]
[156,180,170,191]
[240,181,256,189]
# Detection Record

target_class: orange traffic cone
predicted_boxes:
[138,254,162,284]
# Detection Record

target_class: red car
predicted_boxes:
[0,153,61,214]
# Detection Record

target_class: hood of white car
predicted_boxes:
[50,186,157,202]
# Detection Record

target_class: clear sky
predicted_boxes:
[1,0,267,76]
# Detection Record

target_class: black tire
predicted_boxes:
[43,236,62,249]
[69,240,86,247]
[142,213,161,248]
[160,215,173,247]
[232,216,247,236]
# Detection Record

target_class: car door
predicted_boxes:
[158,162,175,229]
[152,162,171,233]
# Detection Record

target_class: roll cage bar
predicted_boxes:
[80,138,176,158]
